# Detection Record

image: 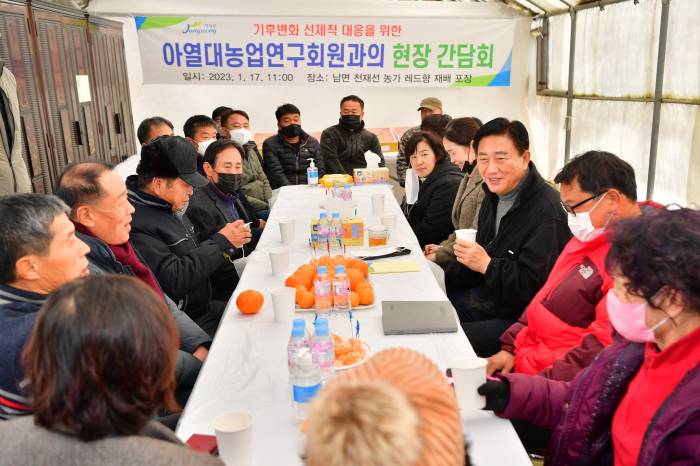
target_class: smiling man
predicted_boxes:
[445,118,571,357]
[489,151,647,385]
[0,194,89,419]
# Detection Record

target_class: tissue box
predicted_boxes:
[341,218,364,246]
[353,167,390,185]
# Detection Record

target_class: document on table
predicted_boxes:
[369,260,421,274]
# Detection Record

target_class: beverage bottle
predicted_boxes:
[311,318,335,380]
[287,318,308,371]
[291,347,322,421]
[329,212,343,255]
[306,158,318,186]
[314,266,332,315]
[342,182,353,202]
[333,265,350,312]
[317,212,330,254]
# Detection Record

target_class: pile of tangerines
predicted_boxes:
[285,255,374,309]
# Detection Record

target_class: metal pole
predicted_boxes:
[646,0,671,200]
[546,0,634,18]
[536,17,549,91]
[563,7,576,162]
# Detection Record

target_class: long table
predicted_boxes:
[176,184,530,466]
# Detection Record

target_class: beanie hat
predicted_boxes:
[307,348,465,466]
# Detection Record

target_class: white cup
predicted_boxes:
[279,219,295,245]
[455,228,477,243]
[371,193,385,216]
[271,287,296,322]
[380,214,397,235]
[214,411,253,466]
[269,247,289,277]
[449,358,487,412]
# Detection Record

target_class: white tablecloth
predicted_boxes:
[176,184,530,466]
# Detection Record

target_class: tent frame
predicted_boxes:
[531,0,699,199]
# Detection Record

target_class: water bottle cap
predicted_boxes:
[319,212,327,219]
[314,318,329,336]
[293,318,305,326]
[315,318,328,327]
[335,265,346,274]
[344,182,350,188]
[332,213,340,219]
[292,326,305,337]
[317,266,328,274]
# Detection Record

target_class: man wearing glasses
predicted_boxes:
[488,150,649,385]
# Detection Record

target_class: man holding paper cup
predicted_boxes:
[489,151,657,382]
[446,118,571,357]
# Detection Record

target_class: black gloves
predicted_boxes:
[477,378,510,414]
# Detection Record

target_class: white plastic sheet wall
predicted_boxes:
[529,0,700,205]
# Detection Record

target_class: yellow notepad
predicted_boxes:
[369,260,421,274]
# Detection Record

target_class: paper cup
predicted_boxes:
[380,214,397,235]
[279,219,295,245]
[371,193,385,216]
[450,358,487,412]
[214,411,253,466]
[269,247,289,277]
[455,228,477,243]
[271,287,296,322]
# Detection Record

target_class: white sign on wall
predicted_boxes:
[136,15,516,88]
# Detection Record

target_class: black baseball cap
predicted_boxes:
[136,135,208,188]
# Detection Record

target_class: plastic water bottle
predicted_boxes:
[287,319,308,371]
[317,212,330,253]
[329,212,343,255]
[342,182,353,202]
[314,266,332,314]
[307,158,318,186]
[291,347,322,421]
[333,265,350,312]
[311,318,335,380]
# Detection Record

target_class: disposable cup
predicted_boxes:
[271,287,296,322]
[279,219,295,245]
[269,247,289,277]
[455,228,477,243]
[371,193,385,216]
[449,358,487,412]
[213,411,253,466]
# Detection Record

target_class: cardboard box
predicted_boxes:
[341,218,364,246]
[353,167,390,185]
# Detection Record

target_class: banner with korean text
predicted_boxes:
[136,16,516,88]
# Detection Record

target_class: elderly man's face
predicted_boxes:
[83,171,135,245]
[476,135,530,196]
[32,214,90,293]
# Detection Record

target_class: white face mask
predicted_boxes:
[230,128,253,146]
[567,193,609,242]
[197,138,216,156]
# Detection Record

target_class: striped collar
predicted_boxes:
[0,284,47,307]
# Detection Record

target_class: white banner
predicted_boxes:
[136,15,515,88]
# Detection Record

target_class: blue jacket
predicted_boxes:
[0,285,45,419]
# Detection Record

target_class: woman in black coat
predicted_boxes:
[406,130,463,247]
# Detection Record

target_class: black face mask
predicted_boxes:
[281,123,302,139]
[464,159,476,175]
[216,173,242,194]
[339,114,362,130]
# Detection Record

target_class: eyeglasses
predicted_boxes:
[560,192,605,217]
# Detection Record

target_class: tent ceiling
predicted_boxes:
[47,0,633,15]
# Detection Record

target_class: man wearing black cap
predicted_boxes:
[396,97,443,186]
[126,135,251,336]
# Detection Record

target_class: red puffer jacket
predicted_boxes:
[500,232,613,381]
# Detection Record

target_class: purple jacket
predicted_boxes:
[501,338,700,465]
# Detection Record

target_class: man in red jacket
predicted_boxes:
[487,151,653,382]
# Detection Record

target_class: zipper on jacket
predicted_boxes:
[638,366,700,465]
